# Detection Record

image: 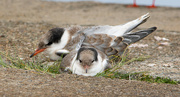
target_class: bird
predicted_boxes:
[30,13,150,60]
[60,46,111,76]
[59,27,157,76]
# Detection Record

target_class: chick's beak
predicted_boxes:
[30,48,46,58]
[84,65,90,73]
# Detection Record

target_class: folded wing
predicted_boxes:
[82,27,157,57]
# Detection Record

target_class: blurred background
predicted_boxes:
[49,0,180,8]
[1,0,180,31]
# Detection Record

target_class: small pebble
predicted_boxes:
[147,63,156,67]
[154,36,161,41]
[158,46,163,49]
[129,43,148,48]
[158,42,170,46]
[163,64,173,68]
[154,36,169,41]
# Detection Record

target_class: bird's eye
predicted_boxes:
[92,60,94,63]
[79,60,82,63]
[46,42,53,46]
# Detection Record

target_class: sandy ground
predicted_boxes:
[0,0,180,96]
[0,68,180,96]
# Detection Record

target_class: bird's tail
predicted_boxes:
[107,27,157,57]
[122,27,157,44]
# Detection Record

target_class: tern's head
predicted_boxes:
[76,47,98,73]
[30,28,69,60]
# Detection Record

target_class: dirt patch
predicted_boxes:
[0,68,180,96]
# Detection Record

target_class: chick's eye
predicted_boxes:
[79,60,82,63]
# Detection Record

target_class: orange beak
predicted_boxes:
[30,48,46,58]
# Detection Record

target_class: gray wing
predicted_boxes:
[122,27,157,45]
[83,13,150,37]
[60,50,77,73]
[75,34,86,51]
[82,34,128,56]
[63,33,86,52]
[57,13,150,55]
[82,27,157,57]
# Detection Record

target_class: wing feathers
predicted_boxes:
[82,27,156,57]
[122,27,157,44]
[84,13,150,37]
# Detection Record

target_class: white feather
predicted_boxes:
[46,30,70,60]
